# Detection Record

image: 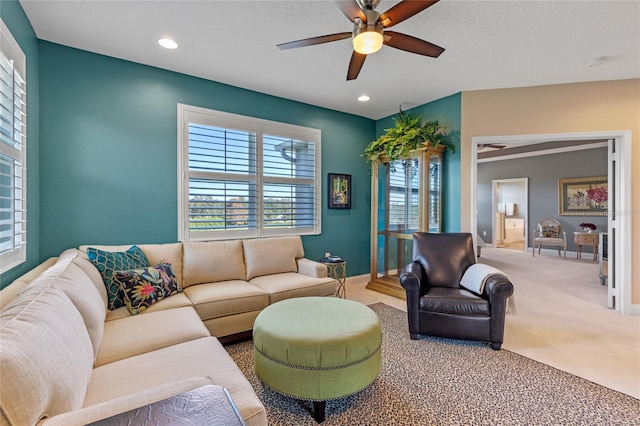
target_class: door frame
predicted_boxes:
[470,131,633,315]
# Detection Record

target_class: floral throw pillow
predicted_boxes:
[87,245,150,310]
[541,225,559,238]
[115,261,181,315]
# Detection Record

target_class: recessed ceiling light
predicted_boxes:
[358,95,370,102]
[158,38,178,49]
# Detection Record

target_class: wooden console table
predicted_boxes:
[573,232,598,262]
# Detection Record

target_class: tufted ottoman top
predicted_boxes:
[253,297,381,369]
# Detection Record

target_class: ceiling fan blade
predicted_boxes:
[379,0,439,28]
[383,31,444,57]
[347,51,367,80]
[336,0,366,23]
[277,32,352,50]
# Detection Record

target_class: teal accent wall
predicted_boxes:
[37,42,375,276]
[0,5,462,288]
[0,0,40,287]
[375,93,462,232]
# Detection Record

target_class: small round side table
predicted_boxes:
[320,259,346,298]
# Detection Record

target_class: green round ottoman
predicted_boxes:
[253,297,382,423]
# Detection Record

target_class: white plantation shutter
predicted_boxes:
[178,105,321,241]
[262,132,316,231]
[0,23,27,273]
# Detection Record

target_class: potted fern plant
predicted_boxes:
[362,109,455,164]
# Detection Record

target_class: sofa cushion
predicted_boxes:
[419,287,491,316]
[94,306,210,367]
[0,285,94,426]
[30,250,107,358]
[183,280,269,321]
[243,236,304,280]
[202,311,262,339]
[85,338,267,426]
[69,250,109,308]
[115,261,181,315]
[105,292,193,321]
[249,272,337,304]
[182,240,246,287]
[86,245,150,310]
[137,243,184,287]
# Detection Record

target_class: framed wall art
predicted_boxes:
[558,176,608,216]
[328,173,351,209]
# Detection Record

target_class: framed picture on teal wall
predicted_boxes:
[328,173,351,209]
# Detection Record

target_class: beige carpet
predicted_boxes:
[478,247,640,399]
[347,247,639,400]
[227,303,640,425]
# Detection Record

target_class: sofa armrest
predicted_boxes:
[296,258,328,278]
[0,257,58,309]
[38,376,215,426]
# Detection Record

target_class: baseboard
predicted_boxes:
[532,247,598,261]
[629,304,640,316]
[346,273,369,286]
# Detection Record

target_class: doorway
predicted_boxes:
[492,178,528,251]
[470,131,633,315]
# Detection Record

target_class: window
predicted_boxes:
[178,104,321,241]
[0,20,27,274]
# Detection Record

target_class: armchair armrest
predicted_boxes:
[39,376,216,426]
[399,262,424,294]
[296,258,328,278]
[400,262,426,339]
[483,274,515,345]
[484,275,514,305]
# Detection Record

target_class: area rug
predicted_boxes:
[226,303,640,425]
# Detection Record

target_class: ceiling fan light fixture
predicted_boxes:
[353,27,383,54]
[352,9,383,55]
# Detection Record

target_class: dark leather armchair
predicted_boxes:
[399,232,514,350]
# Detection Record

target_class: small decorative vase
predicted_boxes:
[583,227,592,233]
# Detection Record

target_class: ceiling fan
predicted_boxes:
[277,0,445,81]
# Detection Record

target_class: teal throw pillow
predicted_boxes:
[115,261,181,315]
[86,245,150,310]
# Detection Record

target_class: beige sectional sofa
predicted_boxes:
[0,236,337,425]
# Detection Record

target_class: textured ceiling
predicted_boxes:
[19,0,640,120]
